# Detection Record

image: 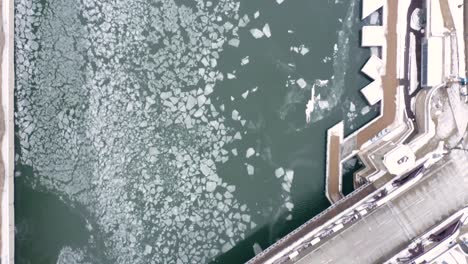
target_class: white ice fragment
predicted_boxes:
[247,164,255,175]
[254,11,260,19]
[186,96,197,110]
[285,169,294,182]
[361,106,370,115]
[242,90,249,99]
[262,24,271,38]
[144,245,153,255]
[200,163,212,176]
[300,46,310,55]
[318,100,329,110]
[287,30,294,34]
[234,132,242,140]
[253,243,262,255]
[246,148,255,158]
[275,167,285,178]
[276,0,285,4]
[285,202,294,211]
[350,102,356,112]
[250,28,264,39]
[229,38,240,47]
[206,181,217,192]
[239,14,250,27]
[227,73,236,79]
[204,84,214,95]
[232,148,238,156]
[197,95,207,107]
[232,110,240,120]
[241,56,250,66]
[306,86,316,123]
[242,214,251,222]
[160,91,172,100]
[227,185,236,192]
[193,108,203,118]
[296,78,307,89]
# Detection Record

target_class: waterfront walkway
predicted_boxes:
[356,0,398,148]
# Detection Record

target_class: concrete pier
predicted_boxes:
[325,122,344,204]
[1,0,15,262]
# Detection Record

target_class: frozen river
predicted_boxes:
[14,0,378,263]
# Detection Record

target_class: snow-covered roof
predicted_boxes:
[383,145,416,175]
[361,26,385,47]
[425,37,444,87]
[362,0,385,20]
[360,80,383,106]
[428,0,445,36]
[361,55,384,80]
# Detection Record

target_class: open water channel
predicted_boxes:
[13,0,378,263]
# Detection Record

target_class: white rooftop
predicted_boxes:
[361,55,384,79]
[362,0,385,20]
[360,81,383,106]
[425,37,444,87]
[361,26,385,47]
[383,145,416,175]
[428,0,446,36]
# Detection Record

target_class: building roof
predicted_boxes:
[361,55,384,79]
[362,0,385,20]
[361,80,383,105]
[362,26,386,47]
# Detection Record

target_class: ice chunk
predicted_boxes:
[250,28,264,39]
[232,148,238,156]
[285,169,294,182]
[206,181,217,192]
[262,24,271,38]
[242,90,249,99]
[296,78,307,89]
[361,106,370,115]
[253,243,262,255]
[246,148,255,158]
[241,56,250,66]
[318,100,329,109]
[144,245,153,255]
[350,102,356,112]
[197,95,207,107]
[276,0,285,4]
[227,73,236,79]
[300,46,310,55]
[232,110,240,120]
[239,14,250,27]
[247,164,254,175]
[242,214,251,222]
[200,163,212,176]
[275,167,285,178]
[285,202,294,211]
[228,38,240,47]
[186,96,197,110]
[204,84,214,95]
[254,11,260,19]
[234,132,242,140]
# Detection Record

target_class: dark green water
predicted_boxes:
[14,0,378,263]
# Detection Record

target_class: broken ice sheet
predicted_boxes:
[250,28,264,39]
[262,24,271,38]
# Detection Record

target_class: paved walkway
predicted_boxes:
[295,150,468,264]
[356,0,399,148]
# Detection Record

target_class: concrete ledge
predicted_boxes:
[1,0,15,262]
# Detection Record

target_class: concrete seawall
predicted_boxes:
[1,0,15,262]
